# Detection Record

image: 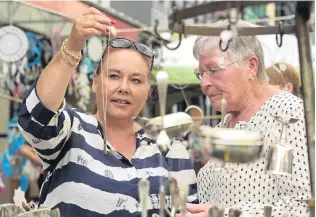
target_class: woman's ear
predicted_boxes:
[285,82,294,94]
[247,56,259,79]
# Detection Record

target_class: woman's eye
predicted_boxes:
[210,69,219,74]
[207,66,222,74]
[131,78,141,84]
[109,74,119,79]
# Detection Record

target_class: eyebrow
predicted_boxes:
[198,62,218,71]
[108,69,145,77]
[205,62,220,68]
[107,68,121,74]
[131,73,145,77]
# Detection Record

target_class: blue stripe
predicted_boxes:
[72,113,100,136]
[21,79,56,126]
[132,152,169,169]
[64,133,128,167]
[30,99,57,126]
[45,162,168,197]
[60,132,169,170]
[18,106,71,141]
[36,153,54,165]
[164,158,195,172]
[34,136,67,157]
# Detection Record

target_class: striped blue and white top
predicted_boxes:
[17,81,198,217]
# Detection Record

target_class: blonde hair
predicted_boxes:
[265,62,300,97]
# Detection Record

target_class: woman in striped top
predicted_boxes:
[17,7,198,217]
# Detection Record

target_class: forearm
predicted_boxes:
[36,47,78,112]
[19,145,41,166]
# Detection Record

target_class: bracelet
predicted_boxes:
[61,49,79,67]
[62,39,81,62]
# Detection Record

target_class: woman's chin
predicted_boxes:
[208,99,221,112]
[107,111,134,121]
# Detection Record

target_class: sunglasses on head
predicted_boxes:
[96,38,154,74]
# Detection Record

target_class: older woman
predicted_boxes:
[17,7,197,217]
[185,20,311,217]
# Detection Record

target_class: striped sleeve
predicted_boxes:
[17,80,73,169]
[165,138,199,204]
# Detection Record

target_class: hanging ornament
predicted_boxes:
[17,56,28,78]
[75,70,91,111]
[0,26,29,62]
[40,38,53,66]
[87,36,103,63]
[83,58,95,81]
[10,61,22,98]
[25,32,42,67]
[0,60,10,93]
[18,56,31,93]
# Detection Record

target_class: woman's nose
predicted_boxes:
[200,74,213,91]
[117,79,130,94]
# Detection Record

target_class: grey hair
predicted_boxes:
[193,19,268,80]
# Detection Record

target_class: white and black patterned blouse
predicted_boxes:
[197,92,311,217]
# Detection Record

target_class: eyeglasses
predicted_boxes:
[194,62,237,80]
[97,38,154,73]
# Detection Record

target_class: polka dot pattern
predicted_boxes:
[197,92,312,217]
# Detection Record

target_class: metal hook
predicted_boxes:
[219,23,233,52]
[154,19,182,51]
[219,39,232,52]
[276,21,284,47]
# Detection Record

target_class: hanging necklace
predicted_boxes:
[100,27,111,154]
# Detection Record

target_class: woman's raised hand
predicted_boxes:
[66,7,114,52]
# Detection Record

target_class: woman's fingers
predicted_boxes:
[67,7,114,51]
[84,14,112,25]
[82,7,105,16]
[79,19,108,34]
[82,7,114,25]
[80,28,104,38]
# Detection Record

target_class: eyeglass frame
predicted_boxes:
[194,61,238,80]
